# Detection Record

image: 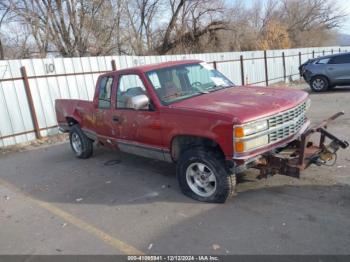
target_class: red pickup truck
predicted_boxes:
[55,60,348,203]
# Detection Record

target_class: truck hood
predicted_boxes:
[169,86,308,123]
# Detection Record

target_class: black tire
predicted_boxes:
[176,148,236,203]
[310,76,329,92]
[69,125,93,159]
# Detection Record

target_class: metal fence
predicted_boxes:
[0,46,349,147]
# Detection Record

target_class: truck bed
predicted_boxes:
[55,99,93,131]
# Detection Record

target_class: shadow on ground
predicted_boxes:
[0,143,348,207]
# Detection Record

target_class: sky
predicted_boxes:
[337,0,350,34]
[235,0,350,34]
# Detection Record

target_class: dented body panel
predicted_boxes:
[55,60,348,173]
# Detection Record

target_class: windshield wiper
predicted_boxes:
[196,89,209,94]
[162,90,206,101]
[208,84,229,92]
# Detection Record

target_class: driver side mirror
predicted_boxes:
[128,94,150,110]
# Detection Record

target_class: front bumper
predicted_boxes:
[251,112,349,178]
[302,70,313,83]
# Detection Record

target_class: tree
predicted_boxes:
[3,0,125,57]
[0,0,347,58]
[0,4,10,59]
[277,0,347,46]
[156,0,229,54]
[124,0,161,55]
[258,20,291,50]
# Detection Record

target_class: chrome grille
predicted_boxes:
[268,102,306,128]
[269,114,306,142]
[268,101,307,143]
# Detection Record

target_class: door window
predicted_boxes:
[328,55,350,64]
[316,58,330,64]
[98,76,113,108]
[116,74,149,109]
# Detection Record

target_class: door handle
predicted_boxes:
[112,116,120,123]
[328,67,334,70]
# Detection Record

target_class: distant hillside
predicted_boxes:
[339,34,350,46]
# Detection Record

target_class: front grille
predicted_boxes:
[268,102,306,128]
[269,114,306,142]
[268,101,307,143]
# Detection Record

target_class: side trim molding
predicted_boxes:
[117,140,172,163]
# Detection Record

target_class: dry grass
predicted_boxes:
[0,133,68,155]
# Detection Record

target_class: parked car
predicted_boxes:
[299,52,350,92]
[55,60,348,203]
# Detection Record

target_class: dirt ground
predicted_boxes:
[0,83,349,255]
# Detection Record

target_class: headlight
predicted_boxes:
[235,135,269,153]
[234,120,268,137]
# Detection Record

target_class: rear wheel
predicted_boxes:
[69,125,93,159]
[176,148,236,203]
[310,76,329,92]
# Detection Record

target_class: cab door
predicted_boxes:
[94,75,118,144]
[113,73,165,160]
[326,54,350,84]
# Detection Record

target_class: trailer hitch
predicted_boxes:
[256,112,348,178]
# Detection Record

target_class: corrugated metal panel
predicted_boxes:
[1,46,349,147]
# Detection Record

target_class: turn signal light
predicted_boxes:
[235,141,244,153]
[235,127,244,138]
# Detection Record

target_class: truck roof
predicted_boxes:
[102,59,203,77]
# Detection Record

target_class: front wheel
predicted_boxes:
[310,76,329,92]
[176,148,236,203]
[69,125,93,159]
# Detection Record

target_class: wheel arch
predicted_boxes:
[170,135,225,162]
[311,74,331,85]
[66,116,80,127]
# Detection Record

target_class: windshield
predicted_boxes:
[146,62,234,104]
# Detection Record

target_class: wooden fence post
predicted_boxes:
[111,59,117,71]
[20,66,41,139]
[282,52,286,82]
[240,55,245,86]
[264,50,268,86]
